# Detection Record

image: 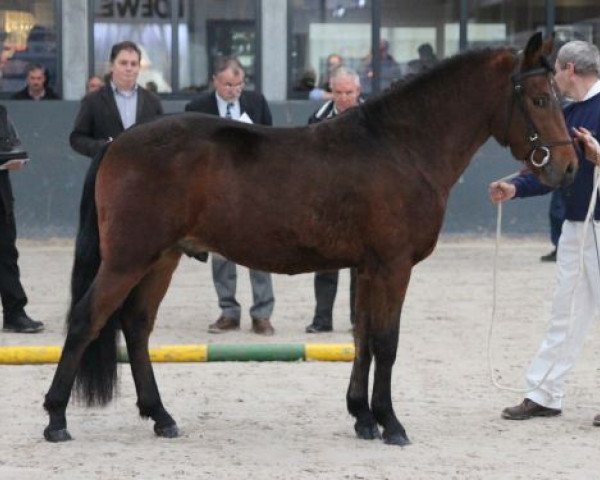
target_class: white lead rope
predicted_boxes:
[488,166,600,393]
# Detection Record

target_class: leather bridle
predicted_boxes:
[503,64,573,168]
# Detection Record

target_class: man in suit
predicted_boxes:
[305,66,363,333]
[11,63,60,101]
[0,105,44,333]
[70,40,163,159]
[185,57,275,336]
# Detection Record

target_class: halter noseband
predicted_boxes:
[503,65,573,168]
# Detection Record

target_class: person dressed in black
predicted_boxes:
[70,41,163,159]
[11,63,60,101]
[405,43,439,79]
[541,189,566,262]
[185,56,276,336]
[0,105,44,333]
[305,66,363,333]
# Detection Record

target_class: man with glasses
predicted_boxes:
[185,56,275,336]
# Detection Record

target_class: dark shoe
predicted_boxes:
[540,249,557,262]
[501,398,561,420]
[305,323,332,333]
[3,312,44,333]
[593,414,600,427]
[252,318,274,336]
[208,316,239,334]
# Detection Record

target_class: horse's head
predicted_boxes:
[498,32,578,188]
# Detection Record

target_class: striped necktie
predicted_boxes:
[226,102,233,119]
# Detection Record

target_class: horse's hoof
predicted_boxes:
[354,421,381,440]
[44,427,72,442]
[383,431,410,446]
[154,423,179,438]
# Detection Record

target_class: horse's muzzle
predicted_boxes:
[560,160,577,187]
[537,156,577,188]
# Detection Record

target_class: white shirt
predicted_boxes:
[112,81,139,129]
[583,79,600,101]
[215,93,240,120]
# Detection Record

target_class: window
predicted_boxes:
[0,1,59,95]
[554,0,600,47]
[288,0,372,99]
[467,1,546,51]
[93,0,258,94]
[379,1,460,90]
[288,0,461,99]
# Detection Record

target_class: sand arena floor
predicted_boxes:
[1,237,600,479]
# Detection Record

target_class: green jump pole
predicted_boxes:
[207,343,305,362]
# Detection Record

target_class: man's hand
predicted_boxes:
[2,160,26,172]
[572,126,600,166]
[488,181,516,204]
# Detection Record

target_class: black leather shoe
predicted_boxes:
[305,323,332,333]
[593,414,600,427]
[540,249,557,262]
[501,398,561,420]
[3,312,44,333]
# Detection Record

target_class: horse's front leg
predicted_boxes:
[370,262,412,446]
[347,273,379,440]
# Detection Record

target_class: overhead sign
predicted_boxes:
[97,0,184,20]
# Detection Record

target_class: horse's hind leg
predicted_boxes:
[347,279,379,439]
[44,268,145,441]
[120,250,181,438]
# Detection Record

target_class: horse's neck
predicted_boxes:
[370,54,511,194]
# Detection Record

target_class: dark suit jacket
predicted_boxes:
[0,171,14,215]
[70,84,163,158]
[184,90,272,126]
[11,87,60,100]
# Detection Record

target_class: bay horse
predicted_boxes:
[43,33,577,445]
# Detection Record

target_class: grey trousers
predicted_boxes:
[211,254,274,320]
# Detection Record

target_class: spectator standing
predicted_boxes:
[405,43,439,78]
[0,105,44,333]
[309,53,343,101]
[305,66,363,333]
[86,75,105,94]
[185,56,275,336]
[359,40,402,95]
[541,189,566,262]
[70,40,163,159]
[11,63,60,100]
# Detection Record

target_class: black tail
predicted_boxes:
[68,144,120,406]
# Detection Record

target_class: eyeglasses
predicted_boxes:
[218,80,245,89]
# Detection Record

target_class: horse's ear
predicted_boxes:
[522,32,543,69]
[541,33,555,57]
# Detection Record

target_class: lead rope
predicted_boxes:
[487,166,600,393]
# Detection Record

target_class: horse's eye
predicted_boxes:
[532,96,549,108]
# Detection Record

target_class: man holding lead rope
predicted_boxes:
[489,39,600,424]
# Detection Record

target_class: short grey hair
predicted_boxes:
[329,66,360,88]
[213,56,244,77]
[556,40,600,77]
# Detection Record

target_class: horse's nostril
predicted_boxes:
[566,163,574,175]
